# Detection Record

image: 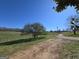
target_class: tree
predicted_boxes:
[54,0,79,12]
[69,16,79,35]
[31,23,45,38]
[54,0,79,35]
[23,24,32,33]
[23,23,45,38]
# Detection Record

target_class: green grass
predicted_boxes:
[0,31,32,42]
[62,31,79,37]
[61,41,79,59]
[0,38,45,56]
[0,31,57,56]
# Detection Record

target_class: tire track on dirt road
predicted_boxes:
[9,38,63,59]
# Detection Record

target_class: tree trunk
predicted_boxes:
[33,33,37,39]
[33,34,36,38]
[73,30,76,35]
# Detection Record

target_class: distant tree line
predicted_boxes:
[0,27,22,32]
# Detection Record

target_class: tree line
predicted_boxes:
[0,27,22,32]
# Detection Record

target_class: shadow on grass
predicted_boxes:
[0,37,45,46]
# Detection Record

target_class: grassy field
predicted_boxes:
[0,31,58,56]
[63,31,79,37]
[1,31,79,59]
[61,40,79,59]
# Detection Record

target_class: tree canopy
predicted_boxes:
[23,23,45,33]
[23,23,45,38]
[54,0,79,12]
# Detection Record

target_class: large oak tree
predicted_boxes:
[23,23,45,38]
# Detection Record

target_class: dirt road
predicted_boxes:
[9,38,63,59]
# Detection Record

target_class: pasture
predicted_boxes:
[0,31,57,56]
[63,31,79,37]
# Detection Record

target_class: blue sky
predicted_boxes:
[0,0,77,31]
